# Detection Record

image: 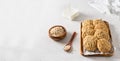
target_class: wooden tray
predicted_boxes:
[80,21,114,57]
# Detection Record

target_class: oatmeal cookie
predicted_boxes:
[93,19,105,25]
[82,20,93,27]
[82,24,94,30]
[82,28,95,38]
[97,38,112,53]
[83,35,97,51]
[94,23,109,33]
[94,29,110,41]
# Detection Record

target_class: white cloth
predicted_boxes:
[89,0,120,16]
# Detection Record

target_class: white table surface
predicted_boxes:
[0,0,120,61]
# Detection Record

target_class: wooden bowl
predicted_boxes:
[49,25,67,41]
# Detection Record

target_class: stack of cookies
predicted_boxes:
[82,19,112,53]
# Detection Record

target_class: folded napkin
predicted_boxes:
[89,0,120,16]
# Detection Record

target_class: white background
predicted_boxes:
[0,0,120,61]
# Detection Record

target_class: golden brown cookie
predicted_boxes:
[94,29,110,41]
[97,38,112,53]
[83,35,97,51]
[93,19,105,25]
[94,23,109,33]
[82,28,95,38]
[82,20,93,27]
[82,24,94,30]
